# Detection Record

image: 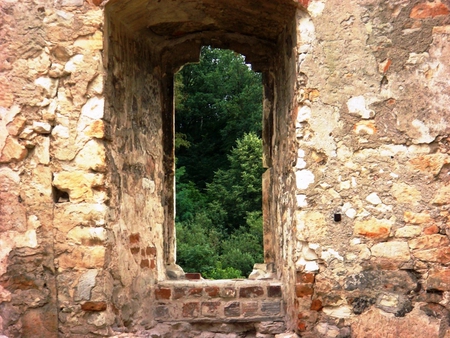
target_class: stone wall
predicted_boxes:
[0,0,449,337]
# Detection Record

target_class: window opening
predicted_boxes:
[174,46,264,279]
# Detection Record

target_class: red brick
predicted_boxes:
[129,233,140,244]
[242,301,258,316]
[224,302,240,317]
[140,259,150,268]
[268,285,282,298]
[173,288,186,300]
[239,286,264,298]
[185,273,202,280]
[182,302,199,317]
[295,284,314,298]
[310,299,323,311]
[201,301,221,317]
[155,288,171,300]
[297,272,315,284]
[146,246,157,256]
[81,301,107,312]
[150,259,156,269]
[205,286,220,297]
[297,320,307,332]
[188,287,203,297]
[130,247,140,255]
[410,2,449,19]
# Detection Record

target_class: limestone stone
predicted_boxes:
[58,246,106,270]
[409,235,449,251]
[75,269,98,301]
[83,120,105,138]
[6,115,27,136]
[354,217,392,240]
[375,293,412,316]
[365,192,382,205]
[296,211,327,242]
[391,183,421,204]
[371,242,410,261]
[432,184,450,205]
[53,171,105,202]
[34,76,59,99]
[0,136,27,163]
[32,121,52,134]
[33,136,50,165]
[295,170,315,190]
[413,248,450,264]
[346,96,374,119]
[322,305,352,319]
[74,140,107,172]
[0,192,27,232]
[403,211,432,224]
[395,226,421,238]
[67,226,107,246]
[408,153,450,176]
[81,96,104,120]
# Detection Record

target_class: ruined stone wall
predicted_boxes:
[291,1,450,336]
[1,0,450,337]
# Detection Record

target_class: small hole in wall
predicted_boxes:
[52,186,69,203]
[334,213,342,222]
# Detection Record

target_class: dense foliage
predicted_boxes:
[175,47,264,278]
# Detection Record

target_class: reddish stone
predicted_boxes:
[295,284,314,298]
[410,2,449,19]
[188,287,203,297]
[424,225,439,235]
[130,247,140,255]
[268,285,282,298]
[146,246,157,256]
[21,307,58,338]
[205,286,220,297]
[140,259,149,268]
[182,302,199,317]
[310,299,323,311]
[297,320,307,331]
[150,259,156,269]
[427,270,450,291]
[81,301,107,312]
[155,288,171,300]
[297,272,315,284]
[239,286,264,298]
[129,233,140,244]
[141,249,146,256]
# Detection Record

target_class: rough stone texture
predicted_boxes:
[1,0,449,337]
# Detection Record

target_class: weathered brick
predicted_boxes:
[146,246,157,256]
[410,2,450,19]
[310,299,323,311]
[154,305,169,319]
[205,286,220,297]
[242,301,258,317]
[295,284,313,298]
[220,287,236,298]
[239,286,264,298]
[261,301,281,315]
[129,233,140,244]
[188,287,203,297]
[201,301,221,317]
[224,302,240,317]
[140,259,150,268]
[297,272,315,284]
[424,225,439,235]
[81,301,107,312]
[155,288,171,300]
[268,285,282,298]
[173,287,187,300]
[182,302,200,318]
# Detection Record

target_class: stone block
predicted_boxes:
[354,217,392,240]
[296,272,315,284]
[21,306,58,338]
[52,171,104,203]
[432,184,450,205]
[81,301,107,312]
[74,139,107,172]
[188,287,203,297]
[413,247,450,264]
[268,285,282,298]
[391,183,421,204]
[403,211,432,224]
[410,2,450,19]
[173,287,187,300]
[371,241,410,261]
[0,136,27,163]
[344,270,417,294]
[256,321,286,334]
[409,234,449,250]
[427,269,450,291]
[0,192,26,232]
[58,246,105,270]
[75,269,98,301]
[242,301,258,317]
[375,293,412,317]
[205,286,220,297]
